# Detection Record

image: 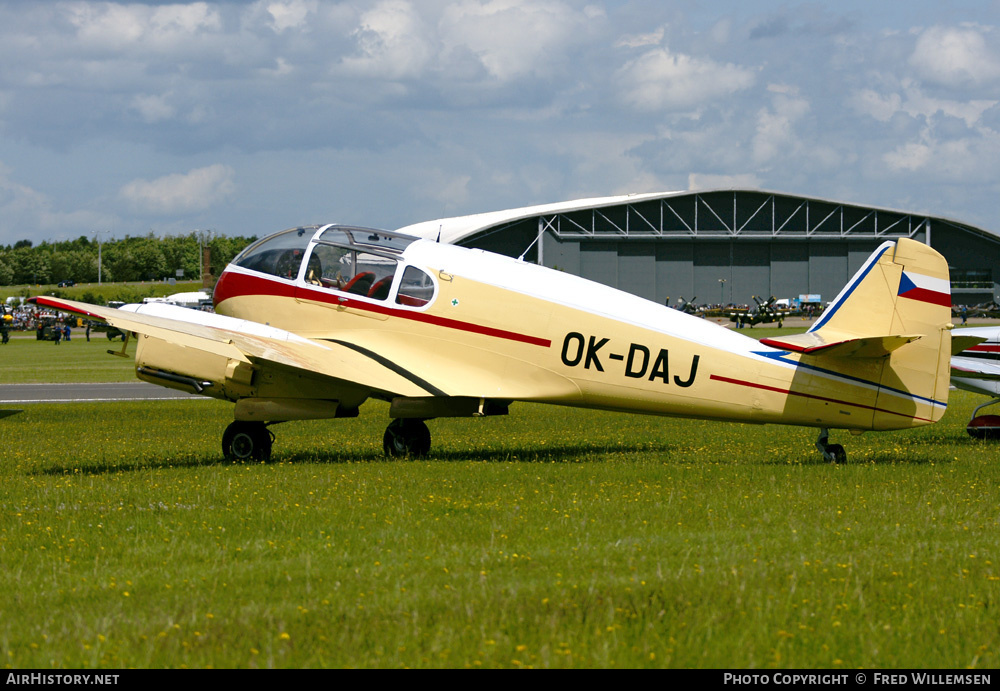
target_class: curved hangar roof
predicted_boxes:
[396,189,999,246]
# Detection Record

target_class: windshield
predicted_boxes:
[228,224,434,307]
[231,227,317,280]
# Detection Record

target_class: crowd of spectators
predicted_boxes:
[3,302,54,331]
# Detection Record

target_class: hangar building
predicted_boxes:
[397,189,999,308]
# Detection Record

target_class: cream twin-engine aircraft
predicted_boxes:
[33,225,957,463]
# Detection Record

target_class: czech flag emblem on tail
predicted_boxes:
[897,271,952,307]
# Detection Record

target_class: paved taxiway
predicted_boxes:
[0,382,203,404]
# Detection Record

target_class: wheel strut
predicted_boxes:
[815,428,847,463]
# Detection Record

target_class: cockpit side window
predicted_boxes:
[395,266,435,307]
[305,244,398,301]
[233,228,314,280]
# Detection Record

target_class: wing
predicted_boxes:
[30,297,580,407]
[951,358,1000,381]
[950,326,1000,382]
[30,296,436,399]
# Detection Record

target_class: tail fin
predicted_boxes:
[761,238,953,429]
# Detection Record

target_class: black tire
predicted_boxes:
[826,443,847,464]
[966,423,999,441]
[383,419,431,457]
[222,421,272,462]
[967,414,1000,441]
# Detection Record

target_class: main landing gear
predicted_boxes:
[220,418,432,461]
[966,397,1000,441]
[383,419,431,457]
[816,428,847,464]
[222,421,274,462]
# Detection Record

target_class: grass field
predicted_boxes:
[2,280,205,304]
[1,333,136,383]
[1,328,998,668]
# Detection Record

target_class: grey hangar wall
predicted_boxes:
[445,191,999,308]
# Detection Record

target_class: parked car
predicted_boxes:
[57,279,76,287]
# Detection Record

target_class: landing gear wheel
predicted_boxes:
[815,428,847,463]
[222,421,273,462]
[967,415,1000,440]
[383,419,431,457]
[824,443,847,464]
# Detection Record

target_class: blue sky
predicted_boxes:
[2,0,1000,245]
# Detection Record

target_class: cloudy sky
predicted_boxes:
[2,0,1000,246]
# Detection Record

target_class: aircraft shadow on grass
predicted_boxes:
[36,441,680,475]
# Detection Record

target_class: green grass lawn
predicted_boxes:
[0,393,997,669]
[1,332,136,383]
[1,321,998,668]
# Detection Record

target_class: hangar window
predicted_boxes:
[950,268,993,290]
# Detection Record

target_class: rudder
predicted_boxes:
[805,238,952,428]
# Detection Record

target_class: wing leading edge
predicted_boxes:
[30,296,438,401]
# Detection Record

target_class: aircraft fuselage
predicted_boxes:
[210,227,946,432]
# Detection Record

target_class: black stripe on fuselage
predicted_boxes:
[325,339,448,397]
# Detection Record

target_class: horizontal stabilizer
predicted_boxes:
[951,334,989,355]
[760,331,921,358]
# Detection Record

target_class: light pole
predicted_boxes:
[91,230,109,285]
[196,229,214,284]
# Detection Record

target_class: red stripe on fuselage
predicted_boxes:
[214,270,552,348]
[709,374,935,423]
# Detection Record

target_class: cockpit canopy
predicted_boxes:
[230,225,434,307]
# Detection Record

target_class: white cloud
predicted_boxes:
[66,2,223,51]
[614,26,665,50]
[339,0,434,80]
[0,163,112,238]
[898,83,996,127]
[265,0,317,33]
[883,141,932,172]
[882,128,1000,181]
[851,89,903,123]
[439,0,596,82]
[688,173,762,191]
[415,170,472,209]
[752,89,810,164]
[910,25,1000,90]
[617,47,756,111]
[852,81,996,128]
[120,165,236,215]
[130,94,177,123]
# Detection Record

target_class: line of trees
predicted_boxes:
[0,232,257,287]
